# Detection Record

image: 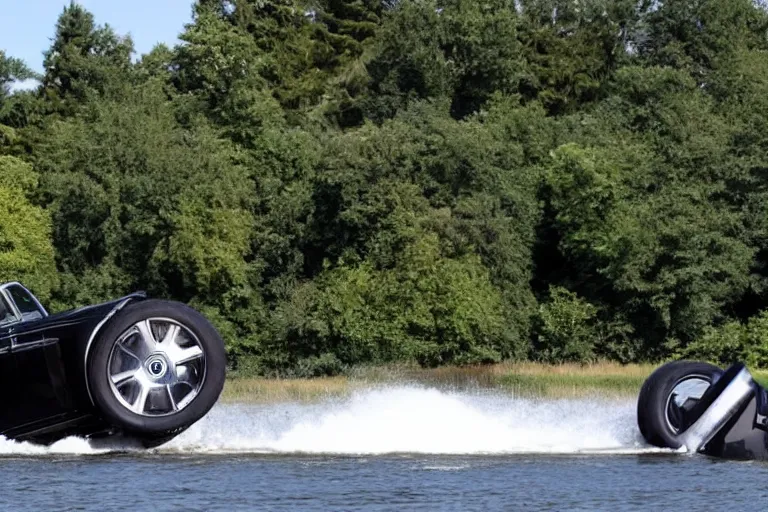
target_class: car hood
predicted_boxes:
[9,293,148,336]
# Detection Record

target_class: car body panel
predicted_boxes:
[700,383,768,460]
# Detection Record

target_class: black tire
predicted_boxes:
[637,361,723,448]
[87,299,226,440]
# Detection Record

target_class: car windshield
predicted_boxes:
[6,285,43,322]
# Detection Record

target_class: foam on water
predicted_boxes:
[0,385,663,456]
[0,435,108,456]
[161,385,658,455]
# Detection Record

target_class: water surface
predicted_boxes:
[0,386,761,510]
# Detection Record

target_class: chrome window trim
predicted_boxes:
[0,321,80,341]
[0,282,48,320]
[12,337,59,353]
[0,288,21,327]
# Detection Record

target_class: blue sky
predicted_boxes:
[2,0,195,74]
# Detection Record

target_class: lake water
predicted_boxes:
[0,386,765,511]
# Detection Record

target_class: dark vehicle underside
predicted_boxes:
[0,282,226,447]
[638,361,768,460]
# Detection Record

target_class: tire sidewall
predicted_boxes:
[637,361,723,448]
[87,299,226,436]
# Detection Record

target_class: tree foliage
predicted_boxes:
[41,3,134,114]
[0,157,57,300]
[3,0,768,373]
[0,50,37,100]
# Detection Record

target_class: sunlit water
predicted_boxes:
[0,386,765,510]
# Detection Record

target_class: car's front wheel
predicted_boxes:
[637,361,723,448]
[87,300,226,445]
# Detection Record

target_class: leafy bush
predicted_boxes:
[679,312,768,368]
[534,286,599,363]
[295,353,345,378]
[266,233,512,370]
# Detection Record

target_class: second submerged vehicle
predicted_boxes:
[637,360,768,459]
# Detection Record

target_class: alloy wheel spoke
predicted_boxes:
[132,382,151,414]
[133,320,158,357]
[116,342,142,363]
[111,370,137,387]
[172,345,203,366]
[176,389,197,411]
[166,384,178,412]
[160,324,180,347]
[175,365,195,386]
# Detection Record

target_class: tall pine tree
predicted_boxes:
[41,2,134,114]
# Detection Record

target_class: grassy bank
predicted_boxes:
[221,362,768,403]
[220,362,657,403]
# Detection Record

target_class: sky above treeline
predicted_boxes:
[2,0,193,76]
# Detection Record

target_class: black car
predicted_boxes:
[0,282,225,447]
[637,360,768,460]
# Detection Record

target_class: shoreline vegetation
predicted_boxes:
[6,2,768,377]
[220,363,768,404]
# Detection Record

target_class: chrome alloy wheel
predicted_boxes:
[664,375,712,434]
[108,318,206,416]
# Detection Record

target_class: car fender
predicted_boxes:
[83,295,145,405]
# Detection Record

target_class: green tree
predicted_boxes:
[365,0,450,121]
[174,5,285,143]
[308,0,386,125]
[545,143,753,356]
[0,52,38,147]
[0,156,58,300]
[0,51,37,100]
[270,232,508,373]
[41,3,134,114]
[708,50,768,312]
[7,0,768,374]
[33,81,255,307]
[516,0,640,114]
[366,0,526,120]
[639,0,768,80]
[183,0,361,120]
[305,103,540,360]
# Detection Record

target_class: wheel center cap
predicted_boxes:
[146,355,168,379]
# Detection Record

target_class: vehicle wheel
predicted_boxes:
[87,299,226,440]
[637,361,723,448]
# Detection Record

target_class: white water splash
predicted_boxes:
[0,435,108,456]
[0,385,662,456]
[163,386,657,455]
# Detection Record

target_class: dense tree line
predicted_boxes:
[2,0,768,375]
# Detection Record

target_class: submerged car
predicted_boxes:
[638,360,768,459]
[0,282,225,447]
